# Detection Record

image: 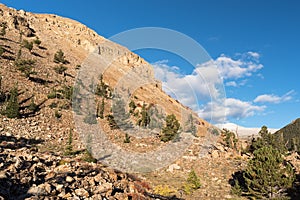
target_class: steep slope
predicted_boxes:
[0,4,234,199]
[274,118,300,152]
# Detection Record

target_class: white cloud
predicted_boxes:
[254,90,294,104]
[247,51,260,59]
[152,52,265,123]
[214,54,263,79]
[153,59,222,112]
[225,79,247,87]
[225,81,238,87]
[198,98,266,123]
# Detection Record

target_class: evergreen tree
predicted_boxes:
[0,46,4,57]
[106,114,119,129]
[112,96,132,130]
[28,98,38,112]
[4,86,19,118]
[16,47,22,61]
[54,64,67,75]
[95,74,111,98]
[250,126,286,154]
[148,106,164,130]
[96,98,105,119]
[124,133,131,143]
[244,146,295,199]
[184,169,201,194]
[185,114,197,136]
[160,114,180,142]
[14,59,36,78]
[33,37,41,46]
[137,104,150,127]
[0,22,7,37]
[53,49,68,64]
[22,40,33,52]
[222,129,238,150]
[100,98,104,119]
[129,100,136,114]
[0,74,4,103]
[64,130,73,156]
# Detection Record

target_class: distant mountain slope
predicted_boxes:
[274,118,300,151]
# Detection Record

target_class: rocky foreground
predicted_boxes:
[0,132,178,200]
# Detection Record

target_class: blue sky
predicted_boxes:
[2,0,299,128]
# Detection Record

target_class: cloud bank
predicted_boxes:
[152,51,292,124]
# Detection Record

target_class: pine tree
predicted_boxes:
[250,126,286,154]
[95,74,111,98]
[184,169,201,194]
[22,40,33,52]
[106,114,119,129]
[124,133,131,143]
[0,22,7,37]
[148,106,164,130]
[100,98,104,119]
[160,114,180,142]
[222,129,238,150]
[0,46,4,57]
[96,98,105,119]
[33,37,41,46]
[244,146,295,199]
[137,104,150,127]
[0,74,4,103]
[187,169,201,189]
[112,96,132,130]
[53,49,68,64]
[16,47,22,60]
[64,130,73,156]
[185,114,197,136]
[14,59,36,78]
[4,86,19,118]
[129,100,136,114]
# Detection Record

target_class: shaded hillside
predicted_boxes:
[274,118,300,152]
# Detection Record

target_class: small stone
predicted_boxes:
[211,150,219,158]
[97,182,112,193]
[114,193,127,199]
[28,185,47,195]
[89,178,95,187]
[75,188,89,197]
[57,191,66,198]
[5,132,12,137]
[81,179,89,188]
[27,154,33,161]
[14,157,23,169]
[43,183,52,194]
[94,174,103,183]
[45,171,56,180]
[56,184,64,192]
[0,171,7,179]
[224,194,232,199]
[32,156,40,162]
[167,164,181,173]
[63,193,72,198]
[66,176,74,183]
